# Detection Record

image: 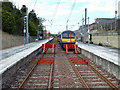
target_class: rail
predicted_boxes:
[76,54,120,90]
[17,44,55,89]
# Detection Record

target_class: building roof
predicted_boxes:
[95,18,115,25]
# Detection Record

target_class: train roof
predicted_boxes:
[61,30,75,34]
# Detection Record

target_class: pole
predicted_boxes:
[24,16,26,46]
[88,17,90,46]
[115,0,117,30]
[24,31,25,46]
[82,15,84,42]
[66,25,68,30]
[66,20,69,30]
[45,26,46,39]
[26,7,29,44]
[84,8,87,43]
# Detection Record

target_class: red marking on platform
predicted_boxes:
[69,57,88,63]
[37,57,53,63]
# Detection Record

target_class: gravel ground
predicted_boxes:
[53,40,83,88]
[9,52,42,89]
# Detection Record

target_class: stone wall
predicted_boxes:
[91,30,120,48]
[1,30,37,49]
[92,35,119,48]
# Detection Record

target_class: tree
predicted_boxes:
[2,1,45,36]
[28,21,37,36]
[13,7,23,35]
[29,10,39,28]
[2,1,13,13]
[20,5,27,16]
[14,18,24,35]
[13,7,22,20]
[28,10,45,37]
[2,10,16,34]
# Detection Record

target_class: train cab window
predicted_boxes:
[68,33,75,38]
[62,32,75,38]
[62,33,68,38]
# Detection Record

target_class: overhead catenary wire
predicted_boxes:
[66,0,77,25]
[51,0,61,25]
[33,0,37,10]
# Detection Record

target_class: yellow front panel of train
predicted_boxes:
[62,38,75,42]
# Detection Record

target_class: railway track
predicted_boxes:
[54,38,119,89]
[67,53,119,89]
[10,38,119,89]
[17,42,55,89]
[66,48,119,89]
[10,39,55,89]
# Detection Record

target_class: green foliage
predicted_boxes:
[38,24,44,36]
[2,2,13,12]
[2,10,16,34]
[14,18,24,35]
[28,21,37,36]
[20,5,27,16]
[13,8,23,35]
[28,10,45,36]
[13,7,22,20]
[29,10,39,27]
[2,1,45,36]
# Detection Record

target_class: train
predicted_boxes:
[58,30,76,48]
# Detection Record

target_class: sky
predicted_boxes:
[9,0,120,34]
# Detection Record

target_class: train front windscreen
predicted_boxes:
[62,33,75,38]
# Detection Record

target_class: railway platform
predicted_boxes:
[0,38,53,74]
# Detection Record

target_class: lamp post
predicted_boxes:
[26,7,29,44]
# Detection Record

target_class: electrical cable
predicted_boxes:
[33,0,37,10]
[51,0,61,25]
[66,0,77,25]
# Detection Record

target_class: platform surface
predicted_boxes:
[0,39,52,74]
[77,42,120,66]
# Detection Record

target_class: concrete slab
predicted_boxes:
[76,42,119,66]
